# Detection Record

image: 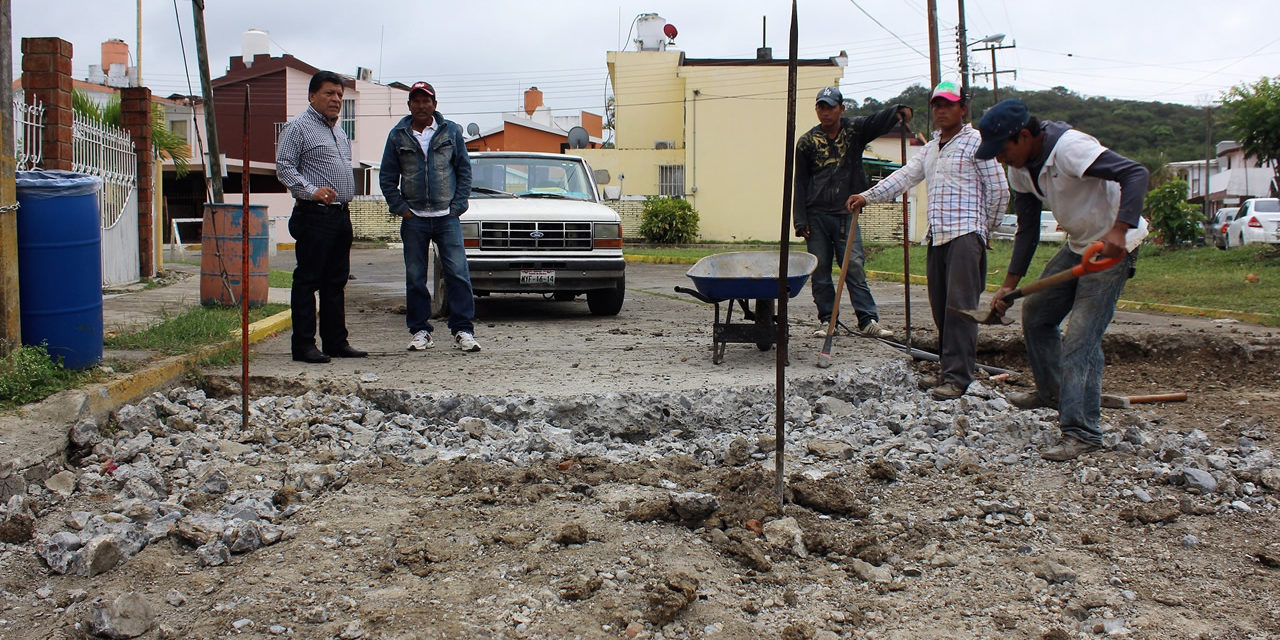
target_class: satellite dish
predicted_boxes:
[663,23,678,41]
[466,122,480,137]
[567,126,589,149]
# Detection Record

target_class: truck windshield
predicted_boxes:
[469,157,595,201]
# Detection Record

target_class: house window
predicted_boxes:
[658,165,684,197]
[341,99,356,141]
[274,122,287,147]
[168,120,187,142]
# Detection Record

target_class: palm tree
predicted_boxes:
[72,89,190,177]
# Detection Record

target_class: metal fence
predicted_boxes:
[72,110,137,230]
[13,94,44,170]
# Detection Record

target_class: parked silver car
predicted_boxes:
[990,212,1065,243]
[991,214,1017,241]
[1207,206,1238,250]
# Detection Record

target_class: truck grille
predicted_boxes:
[478,221,593,251]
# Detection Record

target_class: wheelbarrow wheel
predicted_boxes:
[754,299,775,351]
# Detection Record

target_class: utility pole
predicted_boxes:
[192,0,223,203]
[971,38,1015,106]
[0,0,19,352]
[135,0,142,86]
[926,0,941,88]
[1203,106,1213,221]
[955,0,968,98]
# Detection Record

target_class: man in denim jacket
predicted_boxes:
[379,82,481,353]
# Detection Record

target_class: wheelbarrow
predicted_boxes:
[674,251,818,364]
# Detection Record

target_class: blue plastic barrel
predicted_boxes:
[15,170,104,369]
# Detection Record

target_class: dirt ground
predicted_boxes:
[2,255,1278,639]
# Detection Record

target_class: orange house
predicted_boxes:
[466,87,603,154]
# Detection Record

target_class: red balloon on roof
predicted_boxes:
[663,23,678,40]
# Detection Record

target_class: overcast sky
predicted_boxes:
[12,0,1280,131]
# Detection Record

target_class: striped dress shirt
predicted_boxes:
[275,105,355,203]
[862,124,1009,246]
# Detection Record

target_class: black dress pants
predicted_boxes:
[288,202,352,354]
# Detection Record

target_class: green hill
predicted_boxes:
[850,85,1211,171]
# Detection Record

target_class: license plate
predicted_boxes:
[520,269,555,285]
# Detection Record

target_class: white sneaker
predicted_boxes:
[407,330,434,351]
[861,320,893,339]
[454,331,481,352]
[812,326,830,338]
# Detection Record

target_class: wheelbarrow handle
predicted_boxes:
[674,285,718,305]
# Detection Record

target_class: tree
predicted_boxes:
[1221,76,1280,195]
[1143,178,1201,247]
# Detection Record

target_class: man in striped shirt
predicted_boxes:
[276,70,365,364]
[847,81,1009,399]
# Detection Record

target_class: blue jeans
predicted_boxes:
[1022,244,1136,445]
[806,212,879,328]
[401,214,475,336]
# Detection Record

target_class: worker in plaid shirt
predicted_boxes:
[847,81,1009,400]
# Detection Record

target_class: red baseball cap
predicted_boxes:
[409,82,435,98]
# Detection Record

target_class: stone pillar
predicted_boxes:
[20,37,73,170]
[120,88,154,278]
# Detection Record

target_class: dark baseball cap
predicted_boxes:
[816,86,843,106]
[409,82,436,98]
[975,98,1031,160]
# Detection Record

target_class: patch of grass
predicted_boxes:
[269,269,292,288]
[626,241,1280,323]
[105,303,289,354]
[0,343,97,408]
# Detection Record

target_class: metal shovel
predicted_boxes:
[953,241,1122,325]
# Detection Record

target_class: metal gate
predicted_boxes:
[72,110,139,286]
[13,94,44,170]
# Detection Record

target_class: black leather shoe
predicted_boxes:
[292,347,331,364]
[324,344,367,358]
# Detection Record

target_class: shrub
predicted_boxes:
[639,196,700,244]
[1144,178,1202,247]
[0,343,89,408]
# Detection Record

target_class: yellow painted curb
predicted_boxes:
[86,310,293,417]
[1113,300,1278,325]
[864,270,1277,326]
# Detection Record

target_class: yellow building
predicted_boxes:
[578,43,854,242]
[579,40,931,244]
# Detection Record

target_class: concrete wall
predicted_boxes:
[586,49,853,243]
[608,50,685,150]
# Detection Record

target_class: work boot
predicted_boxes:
[917,374,940,391]
[930,382,966,400]
[1041,435,1101,461]
[1006,391,1052,410]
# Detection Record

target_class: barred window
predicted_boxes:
[658,164,685,197]
[340,99,356,141]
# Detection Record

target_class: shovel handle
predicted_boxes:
[1002,241,1123,304]
[1071,241,1122,277]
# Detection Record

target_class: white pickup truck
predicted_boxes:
[431,151,625,316]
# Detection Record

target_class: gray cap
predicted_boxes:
[816,86,843,107]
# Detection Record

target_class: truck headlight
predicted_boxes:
[461,221,479,248]
[594,222,622,249]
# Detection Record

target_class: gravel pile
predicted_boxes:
[3,361,1275,580]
